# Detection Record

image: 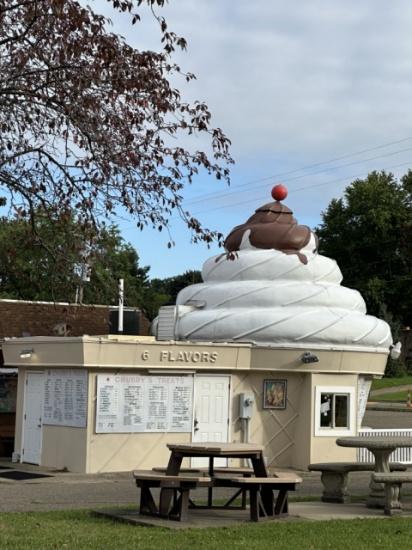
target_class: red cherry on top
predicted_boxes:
[271,184,288,201]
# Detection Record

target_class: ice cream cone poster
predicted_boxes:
[263,379,287,410]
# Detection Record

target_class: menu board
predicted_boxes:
[95,375,193,433]
[43,369,88,428]
[357,376,372,429]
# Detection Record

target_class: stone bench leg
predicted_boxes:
[383,482,402,516]
[321,471,349,503]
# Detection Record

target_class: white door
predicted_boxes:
[22,372,44,465]
[192,375,230,467]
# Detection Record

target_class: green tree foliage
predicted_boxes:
[0,212,150,307]
[317,170,412,325]
[317,171,412,375]
[81,227,150,308]
[146,270,202,319]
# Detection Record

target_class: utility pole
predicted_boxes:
[118,278,124,333]
[75,262,91,304]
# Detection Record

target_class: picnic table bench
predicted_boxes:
[134,469,302,522]
[225,473,302,521]
[152,465,254,508]
[133,470,212,521]
[135,443,302,522]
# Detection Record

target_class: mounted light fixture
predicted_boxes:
[390,342,402,360]
[19,348,34,359]
[300,351,319,364]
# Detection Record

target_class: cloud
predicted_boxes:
[84,1,412,277]
[90,0,412,157]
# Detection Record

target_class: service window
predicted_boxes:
[315,386,355,436]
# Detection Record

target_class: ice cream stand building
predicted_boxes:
[2,187,393,473]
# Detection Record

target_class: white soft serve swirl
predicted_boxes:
[174,239,392,351]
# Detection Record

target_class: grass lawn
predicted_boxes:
[1,509,412,550]
[371,375,412,391]
[371,391,410,403]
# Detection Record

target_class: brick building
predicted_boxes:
[0,299,150,340]
[0,299,150,456]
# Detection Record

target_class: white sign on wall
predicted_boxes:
[357,376,372,429]
[43,369,88,428]
[95,375,193,433]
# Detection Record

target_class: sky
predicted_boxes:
[89,2,412,278]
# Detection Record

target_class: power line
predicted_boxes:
[193,159,412,215]
[186,136,412,206]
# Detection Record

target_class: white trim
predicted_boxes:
[147,370,196,374]
[22,370,44,465]
[314,385,356,437]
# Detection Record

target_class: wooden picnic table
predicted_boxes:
[160,442,274,517]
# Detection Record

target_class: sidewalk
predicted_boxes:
[97,500,402,529]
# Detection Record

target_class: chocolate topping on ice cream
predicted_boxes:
[224,193,315,264]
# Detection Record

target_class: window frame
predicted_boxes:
[314,385,356,437]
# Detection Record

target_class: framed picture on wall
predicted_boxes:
[263,379,287,409]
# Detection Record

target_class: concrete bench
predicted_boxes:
[373,472,412,516]
[227,473,302,521]
[308,462,407,503]
[133,470,212,521]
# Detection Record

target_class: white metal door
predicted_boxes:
[22,372,44,465]
[192,375,230,467]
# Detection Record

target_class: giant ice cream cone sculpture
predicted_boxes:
[174,186,392,352]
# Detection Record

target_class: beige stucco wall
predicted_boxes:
[230,372,308,469]
[85,369,310,473]
[85,370,193,473]
[6,337,386,473]
[86,429,192,473]
[14,367,359,473]
[251,347,388,375]
[13,367,88,472]
[230,371,359,471]
[41,425,87,472]
[3,335,388,376]
[289,373,312,470]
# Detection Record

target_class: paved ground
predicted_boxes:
[0,462,378,513]
[0,409,410,514]
[97,500,405,529]
[363,409,412,429]
[0,467,139,512]
[3,464,412,526]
